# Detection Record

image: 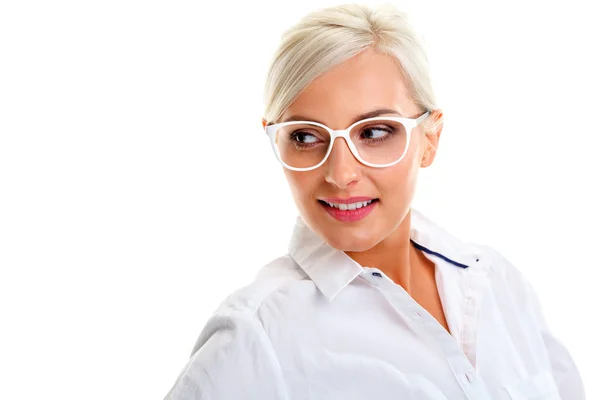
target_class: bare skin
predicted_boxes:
[271,47,448,332]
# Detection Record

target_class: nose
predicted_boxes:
[324,137,361,189]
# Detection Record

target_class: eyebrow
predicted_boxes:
[281,108,404,125]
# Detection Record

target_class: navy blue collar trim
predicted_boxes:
[410,239,469,269]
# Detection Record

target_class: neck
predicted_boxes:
[344,209,422,294]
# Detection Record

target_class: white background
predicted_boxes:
[1,0,598,398]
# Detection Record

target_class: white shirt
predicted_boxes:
[164,209,585,400]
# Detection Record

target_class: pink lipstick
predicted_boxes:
[318,197,378,222]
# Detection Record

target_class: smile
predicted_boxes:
[318,198,379,222]
[323,199,375,210]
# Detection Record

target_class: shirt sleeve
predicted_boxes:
[486,245,586,399]
[164,311,289,400]
[523,277,586,399]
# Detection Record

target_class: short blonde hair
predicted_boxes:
[263,3,437,124]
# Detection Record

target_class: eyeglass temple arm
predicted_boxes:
[416,110,431,125]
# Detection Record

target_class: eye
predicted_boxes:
[292,131,320,144]
[361,126,392,139]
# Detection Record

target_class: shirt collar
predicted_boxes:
[288,208,481,301]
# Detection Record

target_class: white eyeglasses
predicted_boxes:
[263,111,430,171]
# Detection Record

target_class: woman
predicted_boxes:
[165,4,584,399]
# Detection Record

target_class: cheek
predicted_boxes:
[377,144,422,195]
[284,170,319,200]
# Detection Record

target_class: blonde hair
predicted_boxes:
[263,3,437,124]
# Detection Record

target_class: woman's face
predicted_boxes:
[278,48,441,252]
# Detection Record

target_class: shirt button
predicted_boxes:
[464,372,473,383]
[372,272,382,278]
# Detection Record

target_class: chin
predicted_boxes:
[318,225,381,252]
[298,203,390,252]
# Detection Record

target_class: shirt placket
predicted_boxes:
[458,263,489,370]
[362,268,493,400]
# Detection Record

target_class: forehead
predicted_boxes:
[281,49,418,127]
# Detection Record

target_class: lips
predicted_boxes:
[318,198,379,222]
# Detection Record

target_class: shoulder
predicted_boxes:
[190,254,306,355]
[214,254,307,317]
[469,242,543,317]
[166,255,297,400]
[475,244,533,289]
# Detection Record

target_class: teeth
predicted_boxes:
[325,199,374,210]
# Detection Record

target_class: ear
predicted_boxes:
[420,109,443,168]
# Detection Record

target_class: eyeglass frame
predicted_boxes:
[263,110,431,171]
